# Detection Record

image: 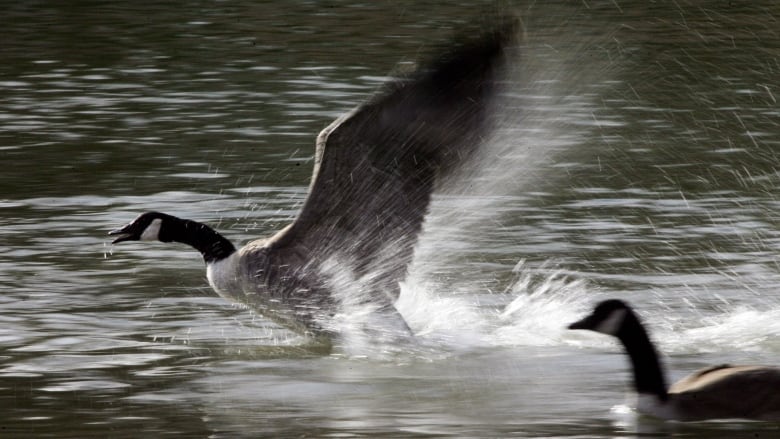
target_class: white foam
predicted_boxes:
[658,305,780,355]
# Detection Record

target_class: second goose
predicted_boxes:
[569,299,780,421]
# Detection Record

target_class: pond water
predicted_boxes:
[2,1,780,437]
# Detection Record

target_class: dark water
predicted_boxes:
[2,1,780,437]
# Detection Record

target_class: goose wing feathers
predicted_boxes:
[268,24,516,302]
[670,365,780,421]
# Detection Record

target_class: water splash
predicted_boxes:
[318,253,593,358]
[317,255,429,359]
[658,304,780,355]
[493,261,591,347]
[398,260,592,352]
[320,40,612,357]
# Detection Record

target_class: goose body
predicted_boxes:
[110,22,517,338]
[569,299,780,421]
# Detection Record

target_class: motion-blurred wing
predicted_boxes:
[273,23,517,302]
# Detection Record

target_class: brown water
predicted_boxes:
[2,1,780,437]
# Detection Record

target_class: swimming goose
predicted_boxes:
[109,22,517,338]
[569,299,780,421]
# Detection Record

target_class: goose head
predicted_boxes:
[568,299,631,336]
[109,211,174,244]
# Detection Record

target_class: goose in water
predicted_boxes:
[110,22,517,339]
[569,299,780,421]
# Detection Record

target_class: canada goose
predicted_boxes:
[569,299,780,421]
[109,21,517,338]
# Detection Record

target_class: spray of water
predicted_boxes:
[347,42,608,357]
[311,34,623,358]
[655,304,780,355]
[317,254,425,358]
[397,260,592,351]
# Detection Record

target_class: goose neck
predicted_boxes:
[164,217,236,263]
[616,312,669,401]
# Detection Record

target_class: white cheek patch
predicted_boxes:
[140,218,162,241]
[594,308,627,335]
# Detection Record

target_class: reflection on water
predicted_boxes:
[2,1,780,437]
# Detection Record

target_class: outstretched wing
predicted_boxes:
[271,23,517,303]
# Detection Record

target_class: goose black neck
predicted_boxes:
[615,311,669,401]
[160,216,236,263]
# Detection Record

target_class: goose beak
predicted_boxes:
[567,315,594,330]
[108,225,135,244]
